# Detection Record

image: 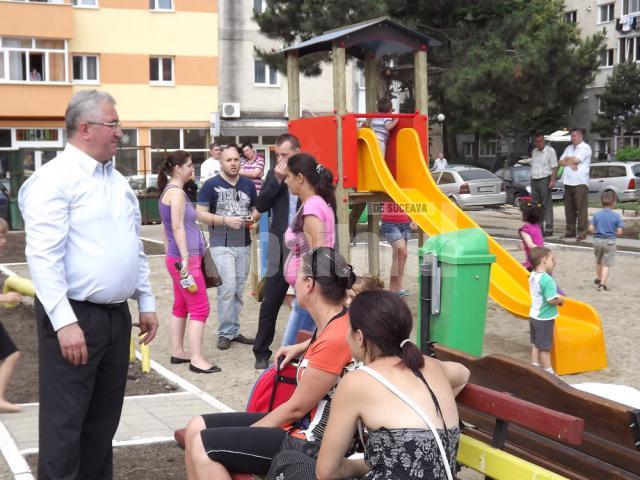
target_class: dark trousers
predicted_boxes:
[253,267,289,361]
[563,184,589,237]
[531,176,554,233]
[36,298,132,480]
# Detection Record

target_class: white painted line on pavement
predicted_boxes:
[135,350,234,413]
[0,264,17,276]
[140,237,163,244]
[112,436,175,447]
[0,421,34,480]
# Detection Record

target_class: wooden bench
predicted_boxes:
[436,344,640,479]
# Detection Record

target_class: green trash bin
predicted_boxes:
[418,228,496,356]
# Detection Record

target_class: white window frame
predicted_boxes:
[599,48,615,68]
[0,37,68,84]
[149,0,174,12]
[596,95,604,114]
[598,3,615,23]
[72,54,100,84]
[254,59,280,87]
[150,128,209,153]
[619,36,640,62]
[72,0,98,8]
[12,128,65,148]
[623,0,640,15]
[149,56,174,85]
[565,10,577,23]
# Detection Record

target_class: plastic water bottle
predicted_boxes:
[175,261,198,293]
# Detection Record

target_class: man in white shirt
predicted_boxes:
[432,152,448,171]
[19,90,158,479]
[530,132,558,236]
[200,142,221,184]
[559,128,591,241]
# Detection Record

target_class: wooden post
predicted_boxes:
[333,43,350,261]
[286,51,300,120]
[414,49,428,118]
[364,52,378,114]
[368,207,380,277]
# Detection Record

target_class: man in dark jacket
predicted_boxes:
[253,133,301,369]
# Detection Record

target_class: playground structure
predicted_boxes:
[270,17,640,478]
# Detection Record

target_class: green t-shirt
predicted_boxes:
[529,271,559,320]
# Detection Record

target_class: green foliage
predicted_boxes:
[592,62,640,138]
[615,146,640,161]
[255,0,603,139]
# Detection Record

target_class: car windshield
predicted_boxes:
[458,169,497,181]
[512,168,531,183]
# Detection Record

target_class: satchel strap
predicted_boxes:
[358,365,454,480]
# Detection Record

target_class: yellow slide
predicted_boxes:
[357,127,606,375]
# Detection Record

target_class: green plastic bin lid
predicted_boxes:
[419,228,496,265]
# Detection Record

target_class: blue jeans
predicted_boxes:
[211,246,251,339]
[281,299,315,346]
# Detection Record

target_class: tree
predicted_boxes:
[255,0,604,160]
[592,61,640,144]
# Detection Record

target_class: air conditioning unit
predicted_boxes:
[221,103,241,118]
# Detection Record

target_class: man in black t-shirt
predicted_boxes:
[197,147,259,350]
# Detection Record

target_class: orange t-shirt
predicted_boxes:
[290,311,353,441]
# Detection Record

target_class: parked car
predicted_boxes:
[494,164,564,206]
[127,174,159,194]
[434,166,506,207]
[588,162,640,203]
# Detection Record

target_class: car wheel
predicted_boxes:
[603,190,619,203]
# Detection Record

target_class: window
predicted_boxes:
[590,166,608,179]
[608,166,627,177]
[623,0,640,15]
[72,55,99,83]
[599,3,615,22]
[595,139,610,160]
[254,60,279,86]
[619,36,640,62]
[72,0,97,6]
[150,128,210,175]
[149,56,173,84]
[116,129,138,177]
[437,172,455,184]
[564,10,577,23]
[599,48,614,67]
[0,37,67,83]
[253,0,266,13]
[596,95,604,114]
[149,0,172,11]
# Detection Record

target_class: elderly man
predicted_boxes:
[19,89,158,479]
[531,131,558,236]
[559,128,591,241]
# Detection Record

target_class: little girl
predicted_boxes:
[519,204,544,271]
[346,274,385,306]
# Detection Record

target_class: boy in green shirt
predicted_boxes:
[528,247,564,374]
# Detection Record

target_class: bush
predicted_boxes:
[615,146,640,162]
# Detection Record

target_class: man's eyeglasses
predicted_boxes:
[86,121,122,130]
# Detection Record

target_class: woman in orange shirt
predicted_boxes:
[184,247,356,479]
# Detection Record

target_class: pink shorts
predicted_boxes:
[165,256,210,322]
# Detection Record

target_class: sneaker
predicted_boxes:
[598,284,609,291]
[217,337,231,350]
[232,334,255,345]
[254,358,269,370]
[594,278,601,285]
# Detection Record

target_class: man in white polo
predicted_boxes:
[559,128,591,241]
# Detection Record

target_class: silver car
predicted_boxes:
[434,166,507,207]
[588,162,640,203]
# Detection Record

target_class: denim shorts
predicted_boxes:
[381,221,412,244]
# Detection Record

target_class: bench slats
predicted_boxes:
[457,384,584,445]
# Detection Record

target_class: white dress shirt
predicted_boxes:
[433,158,448,171]
[200,157,221,184]
[19,143,155,331]
[530,145,558,180]
[560,141,591,186]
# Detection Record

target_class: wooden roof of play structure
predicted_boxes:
[280,16,441,58]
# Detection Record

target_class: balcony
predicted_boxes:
[0,0,74,39]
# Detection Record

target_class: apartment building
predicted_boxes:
[0,0,218,181]
[564,0,640,158]
[217,0,357,167]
